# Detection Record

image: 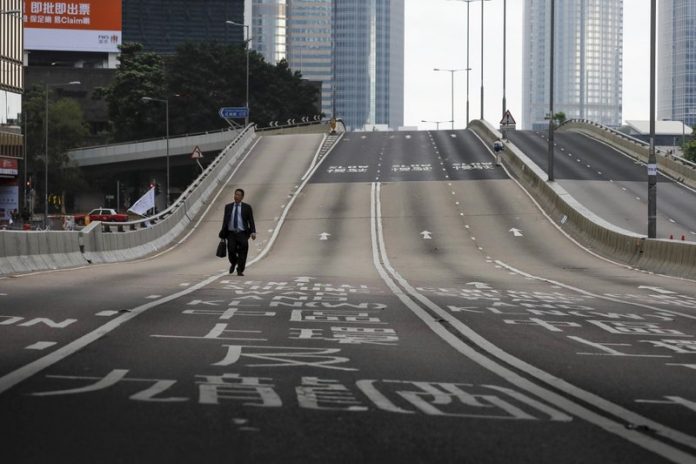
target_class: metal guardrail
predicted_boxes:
[99,124,255,233]
[559,118,696,169]
[69,126,240,153]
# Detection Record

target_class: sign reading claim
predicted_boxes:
[23,0,122,53]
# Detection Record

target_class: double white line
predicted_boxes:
[369,181,696,464]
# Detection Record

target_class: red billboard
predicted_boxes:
[23,1,122,52]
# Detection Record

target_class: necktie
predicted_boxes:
[233,204,239,230]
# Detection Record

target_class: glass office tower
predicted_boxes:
[286,1,333,118]
[252,0,287,64]
[658,0,696,128]
[334,0,404,130]
[253,0,404,130]
[122,0,246,54]
[0,0,23,221]
[523,0,623,130]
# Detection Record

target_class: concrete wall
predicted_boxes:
[69,128,242,167]
[559,120,696,189]
[470,120,696,280]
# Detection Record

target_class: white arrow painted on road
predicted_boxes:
[421,231,432,240]
[638,286,676,295]
[295,276,316,283]
[510,228,524,237]
[319,232,331,241]
[466,282,492,289]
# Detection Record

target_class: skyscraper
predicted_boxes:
[286,1,333,118]
[658,0,696,128]
[253,0,404,131]
[522,0,623,130]
[333,0,404,130]
[123,0,245,54]
[251,0,287,64]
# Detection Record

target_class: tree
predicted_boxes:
[683,127,696,162]
[165,42,321,132]
[95,43,167,141]
[22,86,89,213]
[553,112,567,125]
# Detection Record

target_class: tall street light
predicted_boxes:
[648,0,657,238]
[479,0,492,120]
[434,68,469,130]
[141,97,170,207]
[502,0,507,117]
[548,0,556,182]
[226,20,250,126]
[44,81,80,227]
[421,120,453,131]
[448,0,476,125]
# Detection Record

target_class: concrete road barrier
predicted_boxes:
[1,126,257,276]
[469,120,696,279]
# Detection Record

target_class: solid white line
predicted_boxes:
[301,134,329,181]
[369,181,696,463]
[0,272,223,395]
[469,130,696,284]
[0,134,331,396]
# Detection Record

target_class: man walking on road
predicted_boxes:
[219,188,256,275]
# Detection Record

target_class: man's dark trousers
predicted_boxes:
[227,230,250,273]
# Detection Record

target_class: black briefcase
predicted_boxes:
[216,239,227,258]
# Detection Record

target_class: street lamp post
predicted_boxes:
[448,0,477,126]
[502,0,507,117]
[421,120,453,131]
[44,81,80,227]
[434,68,469,130]
[479,0,492,120]
[226,20,250,126]
[141,97,170,207]
[648,0,657,238]
[548,0,556,182]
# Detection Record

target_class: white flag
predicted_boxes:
[128,187,156,216]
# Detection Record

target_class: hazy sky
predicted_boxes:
[405,0,651,130]
[2,1,652,128]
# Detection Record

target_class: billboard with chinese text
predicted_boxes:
[23,1,122,53]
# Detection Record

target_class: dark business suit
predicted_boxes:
[219,202,256,273]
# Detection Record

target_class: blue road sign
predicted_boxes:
[219,107,249,119]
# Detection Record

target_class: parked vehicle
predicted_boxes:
[75,208,129,224]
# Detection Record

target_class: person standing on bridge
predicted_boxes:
[219,188,256,276]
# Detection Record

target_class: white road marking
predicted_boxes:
[95,311,119,317]
[420,231,432,240]
[26,342,57,351]
[146,295,161,299]
[179,283,190,287]
[638,286,676,295]
[509,228,524,237]
[0,293,7,296]
[369,182,696,462]
[319,232,331,241]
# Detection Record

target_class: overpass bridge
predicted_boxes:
[2,118,696,463]
[2,118,695,280]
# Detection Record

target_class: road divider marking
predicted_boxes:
[26,342,57,350]
[95,311,119,317]
[370,181,696,463]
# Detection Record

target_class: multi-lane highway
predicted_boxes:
[2,130,696,463]
[508,130,696,240]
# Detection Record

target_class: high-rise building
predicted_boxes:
[522,0,623,130]
[122,0,245,54]
[252,0,287,64]
[1,0,23,221]
[286,1,332,118]
[334,0,404,130]
[252,0,404,131]
[658,0,696,128]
